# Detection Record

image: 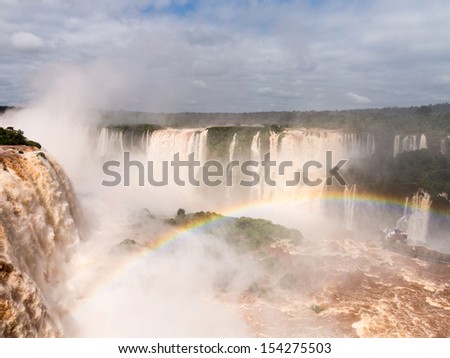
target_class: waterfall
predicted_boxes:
[198,129,208,164]
[0,146,82,337]
[250,132,262,199]
[228,133,237,163]
[94,126,375,205]
[419,134,427,149]
[142,128,209,162]
[225,133,238,200]
[395,197,409,231]
[97,127,124,156]
[144,128,207,187]
[262,131,280,200]
[394,191,431,244]
[411,135,418,151]
[393,135,400,157]
[394,134,427,157]
[269,131,280,158]
[367,133,376,156]
[343,185,356,230]
[146,129,199,160]
[441,139,446,155]
[407,190,431,245]
[402,135,417,152]
[141,130,151,151]
[250,132,261,162]
[347,133,359,156]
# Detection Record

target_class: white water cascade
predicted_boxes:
[393,134,428,157]
[343,185,356,230]
[94,127,375,211]
[367,133,376,156]
[395,197,409,231]
[0,146,82,337]
[250,131,261,162]
[97,127,124,156]
[419,134,427,150]
[261,131,281,200]
[228,133,237,163]
[250,132,262,199]
[407,190,431,244]
[198,129,209,164]
[394,135,400,158]
[226,133,238,200]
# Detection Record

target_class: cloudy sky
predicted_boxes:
[1,0,450,112]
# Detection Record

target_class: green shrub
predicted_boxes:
[310,304,325,314]
[166,209,303,251]
[36,152,47,160]
[0,127,41,148]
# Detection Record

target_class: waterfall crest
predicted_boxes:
[94,126,374,206]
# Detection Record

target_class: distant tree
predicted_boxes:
[416,105,432,115]
[0,127,41,148]
[176,208,186,218]
[0,106,15,114]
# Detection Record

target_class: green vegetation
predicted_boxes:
[166,208,303,251]
[247,282,268,297]
[165,209,223,226]
[0,106,15,114]
[0,127,41,148]
[110,239,142,255]
[206,126,262,160]
[206,126,239,159]
[100,103,450,134]
[108,123,162,135]
[36,152,47,160]
[104,124,163,150]
[228,216,303,249]
[206,125,284,160]
[310,304,325,314]
[344,149,450,213]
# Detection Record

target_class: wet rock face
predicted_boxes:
[0,146,82,337]
[0,257,61,337]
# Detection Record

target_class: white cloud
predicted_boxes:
[192,80,207,89]
[347,92,373,104]
[2,0,450,110]
[257,87,302,99]
[10,31,46,51]
[435,74,450,85]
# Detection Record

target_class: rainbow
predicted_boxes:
[72,190,449,315]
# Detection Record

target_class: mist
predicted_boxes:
[1,67,277,337]
[62,207,260,337]
[1,52,449,337]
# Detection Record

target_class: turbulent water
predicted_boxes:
[0,124,449,338]
[237,236,450,337]
[0,145,82,337]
